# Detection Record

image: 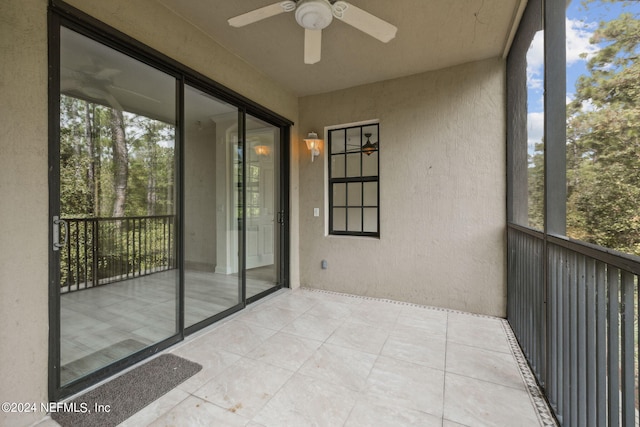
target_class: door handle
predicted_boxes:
[53,216,68,251]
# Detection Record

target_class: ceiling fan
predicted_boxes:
[228,0,397,64]
[61,66,124,110]
[61,61,160,111]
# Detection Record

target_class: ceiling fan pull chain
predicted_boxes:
[281,1,296,12]
[332,1,348,19]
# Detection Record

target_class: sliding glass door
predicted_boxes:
[183,86,242,328]
[55,27,179,387]
[50,10,290,399]
[245,114,281,300]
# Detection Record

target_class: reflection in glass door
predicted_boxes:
[55,28,179,386]
[245,115,280,300]
[184,86,242,328]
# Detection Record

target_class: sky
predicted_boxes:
[526,0,638,155]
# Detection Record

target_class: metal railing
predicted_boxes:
[59,215,176,293]
[508,223,640,426]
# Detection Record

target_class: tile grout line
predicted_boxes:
[441,311,451,427]
[500,320,558,427]
[300,287,503,319]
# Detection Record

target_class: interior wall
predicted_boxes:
[0,0,298,425]
[298,58,507,316]
[184,122,217,271]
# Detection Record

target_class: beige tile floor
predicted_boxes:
[39,288,556,427]
[60,269,275,384]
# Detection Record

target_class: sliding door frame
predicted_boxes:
[48,0,292,401]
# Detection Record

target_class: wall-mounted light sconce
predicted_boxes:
[254,145,270,156]
[304,131,321,162]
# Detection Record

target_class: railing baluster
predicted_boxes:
[126,217,130,279]
[569,251,578,427]
[621,271,635,426]
[83,220,88,288]
[93,219,99,287]
[548,245,558,415]
[585,258,596,427]
[577,255,587,427]
[563,247,571,425]
[66,220,72,291]
[137,218,142,277]
[608,267,620,427]
[144,218,148,276]
[595,261,606,427]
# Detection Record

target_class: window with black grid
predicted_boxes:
[328,123,379,237]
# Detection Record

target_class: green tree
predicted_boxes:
[528,141,545,230]
[567,3,640,255]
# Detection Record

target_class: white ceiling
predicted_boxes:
[156,0,526,97]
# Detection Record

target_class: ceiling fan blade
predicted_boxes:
[93,68,121,81]
[109,84,161,104]
[304,29,322,65]
[332,1,397,43]
[228,1,296,28]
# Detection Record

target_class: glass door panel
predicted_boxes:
[184,85,241,327]
[57,27,179,386]
[245,115,280,299]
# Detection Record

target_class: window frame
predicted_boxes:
[327,122,380,238]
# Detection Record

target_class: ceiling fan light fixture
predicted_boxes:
[362,133,377,156]
[295,0,333,30]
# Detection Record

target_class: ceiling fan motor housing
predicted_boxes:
[295,0,333,30]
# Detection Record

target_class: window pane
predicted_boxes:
[184,85,241,328]
[333,208,346,231]
[346,127,361,153]
[362,124,378,142]
[59,27,178,386]
[363,182,377,206]
[330,130,345,154]
[346,153,361,177]
[347,208,362,232]
[333,183,346,206]
[245,114,279,299]
[347,182,362,206]
[362,150,378,176]
[363,208,378,233]
[331,155,345,178]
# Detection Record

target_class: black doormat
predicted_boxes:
[52,354,202,427]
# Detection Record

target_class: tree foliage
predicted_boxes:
[565,2,640,256]
[59,95,175,219]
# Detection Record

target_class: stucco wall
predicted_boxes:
[0,1,49,426]
[0,0,298,425]
[298,58,507,316]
